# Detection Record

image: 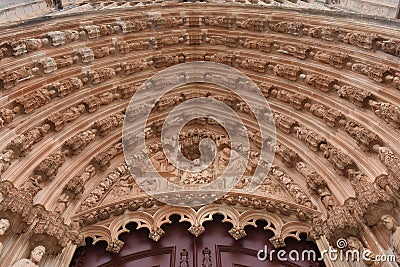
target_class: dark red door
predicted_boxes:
[70,216,325,267]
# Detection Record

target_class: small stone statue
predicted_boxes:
[0,218,10,254]
[11,245,46,267]
[381,215,400,264]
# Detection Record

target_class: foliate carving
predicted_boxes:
[149,228,165,242]
[311,51,349,69]
[321,144,356,176]
[83,67,117,84]
[274,112,298,134]
[49,77,84,97]
[344,121,383,151]
[369,100,400,128]
[272,64,301,81]
[294,126,327,152]
[346,169,395,226]
[307,103,345,128]
[46,104,86,131]
[228,227,247,240]
[91,143,123,171]
[0,67,33,90]
[309,216,324,240]
[349,61,391,83]
[188,225,205,237]
[93,112,124,136]
[122,59,153,74]
[271,21,303,36]
[8,124,51,157]
[303,26,337,41]
[82,92,120,113]
[338,31,377,50]
[337,85,371,108]
[304,73,336,92]
[237,18,267,31]
[277,43,310,59]
[323,205,360,247]
[76,47,94,63]
[33,150,69,181]
[106,239,124,253]
[0,150,14,174]
[63,129,97,155]
[15,88,55,113]
[296,162,327,193]
[269,236,286,248]
[117,19,148,33]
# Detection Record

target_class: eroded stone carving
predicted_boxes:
[337,85,371,108]
[91,143,123,171]
[122,59,153,74]
[311,51,349,69]
[33,150,69,181]
[304,73,336,92]
[275,144,299,168]
[35,57,57,74]
[349,61,391,83]
[369,100,400,128]
[11,245,45,267]
[83,67,117,85]
[272,64,301,81]
[0,67,33,90]
[381,214,400,264]
[16,88,55,113]
[294,126,327,152]
[344,121,383,151]
[63,129,97,155]
[303,26,337,41]
[338,31,377,50]
[76,47,94,63]
[277,43,309,59]
[271,21,302,36]
[306,103,345,128]
[0,218,10,254]
[47,104,86,131]
[321,144,356,176]
[82,92,119,113]
[8,124,51,157]
[0,107,20,127]
[0,150,14,174]
[274,112,298,134]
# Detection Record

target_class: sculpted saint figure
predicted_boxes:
[0,218,10,254]
[381,215,400,264]
[12,246,46,267]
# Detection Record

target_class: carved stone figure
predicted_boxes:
[180,249,189,267]
[381,215,400,264]
[0,107,20,127]
[54,193,70,214]
[271,21,303,36]
[93,46,115,58]
[294,125,327,152]
[369,100,400,128]
[25,38,48,52]
[81,25,101,39]
[1,67,33,90]
[34,150,69,181]
[240,38,272,52]
[9,40,27,56]
[0,218,10,254]
[277,43,309,59]
[47,31,66,46]
[274,112,298,134]
[321,144,356,176]
[16,88,55,113]
[35,57,57,74]
[272,64,301,81]
[47,104,86,131]
[11,245,46,267]
[93,112,124,136]
[317,187,336,210]
[50,77,84,97]
[304,74,336,92]
[91,143,123,171]
[338,31,377,50]
[0,150,14,174]
[64,30,80,43]
[337,85,371,108]
[117,19,147,33]
[237,18,267,31]
[307,103,345,128]
[344,121,383,151]
[64,165,96,197]
[377,39,400,57]
[311,51,349,69]
[122,59,153,74]
[63,129,97,155]
[346,237,375,266]
[350,62,391,83]
[82,92,119,113]
[84,68,117,85]
[295,161,327,192]
[9,124,51,157]
[303,26,337,41]
[275,144,299,168]
[76,47,94,63]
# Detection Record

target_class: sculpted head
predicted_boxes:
[347,237,363,251]
[0,219,10,235]
[31,245,46,263]
[381,215,398,232]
